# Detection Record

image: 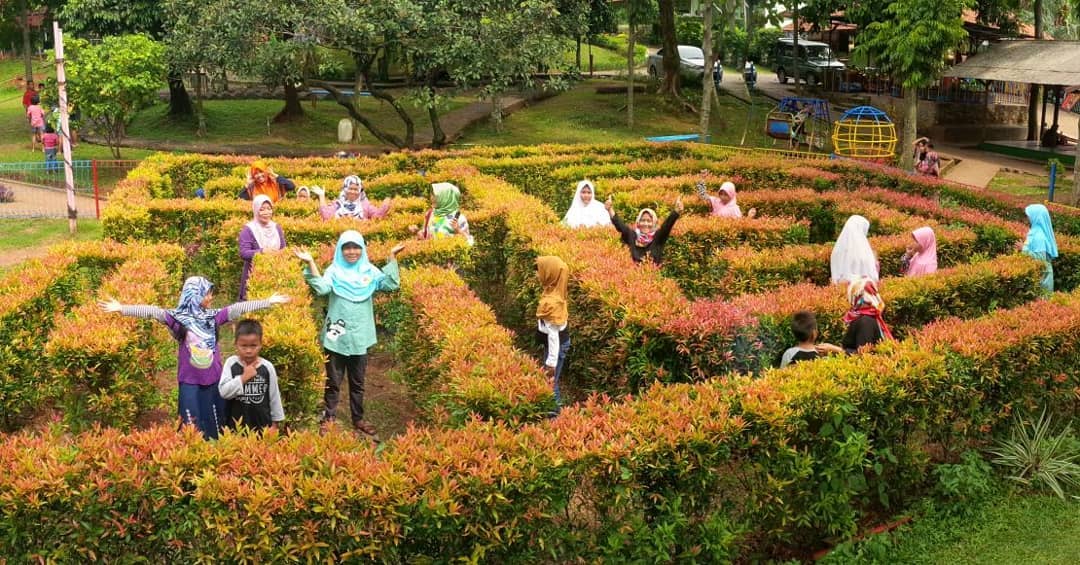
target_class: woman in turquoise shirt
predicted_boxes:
[1021,204,1058,296]
[296,230,404,437]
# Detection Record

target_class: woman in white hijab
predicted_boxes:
[562,180,612,228]
[830,215,879,284]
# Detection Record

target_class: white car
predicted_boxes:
[647,45,722,83]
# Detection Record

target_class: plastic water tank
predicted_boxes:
[337,119,354,143]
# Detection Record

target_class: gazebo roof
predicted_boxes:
[943,40,1080,86]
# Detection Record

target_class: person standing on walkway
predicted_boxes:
[536,255,570,414]
[295,231,405,438]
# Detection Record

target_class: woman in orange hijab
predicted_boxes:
[239,160,296,203]
[536,255,570,414]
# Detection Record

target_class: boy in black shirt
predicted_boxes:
[218,319,284,431]
[780,311,842,368]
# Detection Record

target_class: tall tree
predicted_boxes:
[65,34,167,157]
[1028,0,1043,140]
[62,0,194,117]
[420,0,573,133]
[699,0,716,141]
[19,0,32,84]
[855,0,972,170]
[657,0,681,94]
[625,0,655,127]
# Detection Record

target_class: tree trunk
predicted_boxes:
[273,81,305,123]
[426,74,446,148]
[1027,0,1043,140]
[167,70,194,117]
[491,95,503,133]
[792,2,801,94]
[628,20,636,128]
[310,63,414,150]
[658,0,680,95]
[576,36,582,69]
[900,86,918,170]
[699,2,715,142]
[351,71,365,143]
[20,0,32,85]
[194,69,206,137]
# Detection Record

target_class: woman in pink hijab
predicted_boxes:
[901,226,937,276]
[696,179,756,218]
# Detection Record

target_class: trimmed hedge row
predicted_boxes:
[6,284,1080,560]
[388,265,554,423]
[912,287,1080,434]
[124,152,404,199]
[243,250,326,424]
[103,192,428,245]
[0,255,80,430]
[46,255,179,431]
[731,253,1045,364]
[0,241,184,431]
[686,227,981,299]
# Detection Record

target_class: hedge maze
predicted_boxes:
[2,143,1080,561]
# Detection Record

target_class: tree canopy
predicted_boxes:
[65,33,167,157]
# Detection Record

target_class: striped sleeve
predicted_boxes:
[119,305,168,322]
[226,300,273,321]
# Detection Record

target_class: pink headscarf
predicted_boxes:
[905,226,937,276]
[707,182,743,218]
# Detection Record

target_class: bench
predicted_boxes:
[645,134,711,143]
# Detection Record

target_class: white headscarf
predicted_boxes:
[830,215,878,284]
[335,175,367,219]
[246,195,282,251]
[563,180,612,228]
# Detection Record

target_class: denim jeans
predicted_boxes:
[178,383,225,440]
[44,148,57,172]
[551,334,570,412]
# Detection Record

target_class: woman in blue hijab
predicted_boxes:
[296,231,405,437]
[1022,204,1058,295]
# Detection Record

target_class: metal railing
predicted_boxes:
[0,159,140,219]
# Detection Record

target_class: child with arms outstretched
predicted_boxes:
[100,276,289,439]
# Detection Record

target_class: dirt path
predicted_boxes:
[333,350,421,440]
[0,179,99,219]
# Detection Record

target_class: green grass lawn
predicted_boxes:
[0,78,155,163]
[124,94,473,152]
[558,41,645,72]
[823,492,1080,564]
[456,79,781,149]
[0,218,101,254]
[989,169,1073,202]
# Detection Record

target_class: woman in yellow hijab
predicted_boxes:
[536,255,570,413]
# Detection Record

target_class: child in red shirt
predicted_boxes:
[42,125,60,172]
[26,95,45,151]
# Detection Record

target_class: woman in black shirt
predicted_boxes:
[841,275,894,353]
[605,195,683,265]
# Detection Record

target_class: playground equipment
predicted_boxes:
[831,105,898,159]
[764,97,831,150]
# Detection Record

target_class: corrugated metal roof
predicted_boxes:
[943,41,1080,85]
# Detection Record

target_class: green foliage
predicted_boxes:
[989,409,1080,500]
[933,451,997,508]
[61,0,165,37]
[65,34,167,158]
[854,0,974,89]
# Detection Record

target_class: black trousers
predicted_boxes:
[323,350,367,426]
